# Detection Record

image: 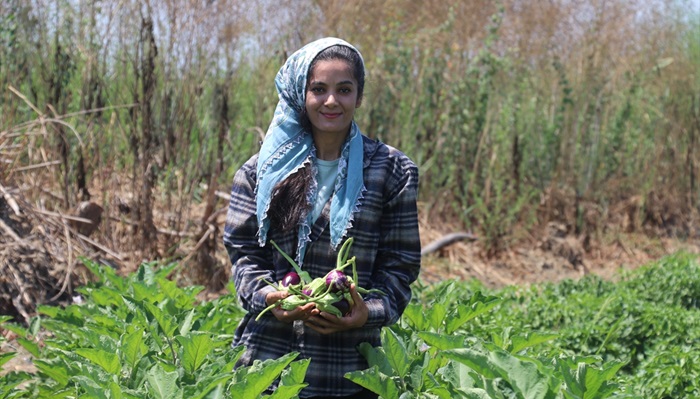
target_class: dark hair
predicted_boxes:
[269,44,365,233]
[299,45,365,133]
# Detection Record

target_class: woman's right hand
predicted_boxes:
[266,290,319,323]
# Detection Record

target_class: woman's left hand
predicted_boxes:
[304,284,369,334]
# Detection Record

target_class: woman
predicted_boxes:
[223,37,421,398]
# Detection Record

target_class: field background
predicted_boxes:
[1,0,700,317]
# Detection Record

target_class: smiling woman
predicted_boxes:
[223,38,421,398]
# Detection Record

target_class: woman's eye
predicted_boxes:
[310,87,324,93]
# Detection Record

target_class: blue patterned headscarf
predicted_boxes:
[255,37,366,264]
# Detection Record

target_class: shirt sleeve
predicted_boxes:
[364,156,421,328]
[223,157,277,314]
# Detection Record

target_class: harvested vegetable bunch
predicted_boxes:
[256,237,384,321]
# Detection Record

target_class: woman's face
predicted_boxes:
[305,59,362,139]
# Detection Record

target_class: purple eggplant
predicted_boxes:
[332,298,351,316]
[281,272,301,287]
[325,270,350,293]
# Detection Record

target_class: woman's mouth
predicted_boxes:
[321,112,342,119]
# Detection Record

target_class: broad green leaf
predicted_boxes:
[16,337,40,358]
[135,263,158,285]
[34,358,70,387]
[266,358,310,399]
[74,375,107,398]
[0,371,33,394]
[179,309,197,336]
[147,363,183,399]
[418,331,468,350]
[0,315,12,324]
[443,345,551,399]
[176,332,213,374]
[445,292,501,334]
[510,332,558,354]
[109,380,124,399]
[37,305,61,318]
[267,384,308,399]
[201,383,226,399]
[345,366,399,399]
[75,347,122,375]
[383,328,411,378]
[230,352,299,398]
[556,357,625,399]
[133,280,162,303]
[407,351,431,390]
[0,323,27,339]
[403,303,428,331]
[154,262,179,280]
[144,301,178,338]
[357,342,394,376]
[0,352,16,369]
[437,361,477,391]
[121,328,146,367]
[82,258,125,290]
[279,357,310,386]
[186,375,232,399]
[427,303,448,330]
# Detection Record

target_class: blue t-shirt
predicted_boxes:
[312,158,339,222]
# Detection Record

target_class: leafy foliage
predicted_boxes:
[2,254,699,398]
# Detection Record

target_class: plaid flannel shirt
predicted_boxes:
[223,135,421,397]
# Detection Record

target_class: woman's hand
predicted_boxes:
[266,290,319,323]
[304,284,368,334]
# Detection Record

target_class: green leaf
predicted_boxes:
[15,337,39,358]
[442,345,551,399]
[186,375,232,399]
[0,323,27,340]
[109,380,124,399]
[427,303,448,330]
[147,363,183,399]
[82,257,125,290]
[121,328,146,368]
[176,332,213,374]
[510,332,558,354]
[345,366,400,399]
[403,303,428,331]
[75,347,122,375]
[231,352,299,398]
[144,301,178,338]
[357,341,394,376]
[445,291,501,334]
[0,352,16,369]
[556,357,625,399]
[0,371,33,394]
[383,328,411,378]
[179,309,197,336]
[74,375,108,398]
[418,331,467,350]
[34,358,70,387]
[279,357,310,386]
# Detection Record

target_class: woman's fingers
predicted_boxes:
[305,285,369,334]
[271,301,317,323]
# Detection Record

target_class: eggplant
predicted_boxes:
[281,271,301,287]
[325,270,350,293]
[332,298,351,316]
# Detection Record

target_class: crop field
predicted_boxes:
[1,0,700,397]
[1,253,699,398]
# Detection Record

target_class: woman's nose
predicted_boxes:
[325,92,338,106]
